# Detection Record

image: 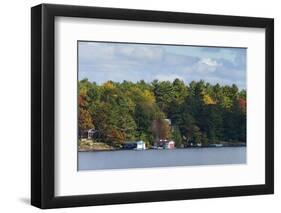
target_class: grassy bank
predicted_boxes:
[78,140,115,151]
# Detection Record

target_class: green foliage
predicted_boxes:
[201,133,209,146]
[187,125,202,145]
[78,79,247,146]
[172,126,182,147]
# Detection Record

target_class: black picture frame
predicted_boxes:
[31,3,274,209]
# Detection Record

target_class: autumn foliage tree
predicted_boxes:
[151,118,171,141]
[78,90,94,135]
[78,78,247,147]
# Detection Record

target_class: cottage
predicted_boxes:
[135,140,146,150]
[123,140,146,150]
[154,139,175,149]
[165,140,175,149]
[87,128,96,139]
[79,128,96,139]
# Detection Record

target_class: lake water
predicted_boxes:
[78,147,246,171]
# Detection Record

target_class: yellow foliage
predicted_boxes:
[103,81,115,90]
[79,108,94,130]
[142,89,155,103]
[203,94,216,105]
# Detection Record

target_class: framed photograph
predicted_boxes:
[31,4,274,209]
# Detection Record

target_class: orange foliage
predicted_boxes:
[109,129,126,144]
[239,98,246,112]
[78,91,87,107]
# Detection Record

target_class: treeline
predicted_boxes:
[79,79,246,147]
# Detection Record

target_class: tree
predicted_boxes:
[202,94,216,105]
[199,105,223,142]
[172,78,188,105]
[151,118,171,141]
[201,133,209,146]
[78,79,247,146]
[79,108,94,130]
[78,89,94,133]
[222,98,246,142]
[152,80,174,113]
[172,126,182,147]
[187,125,202,145]
[134,103,154,144]
[238,98,246,112]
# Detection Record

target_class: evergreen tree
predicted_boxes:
[172,126,182,147]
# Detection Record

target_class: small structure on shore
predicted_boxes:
[87,128,96,139]
[123,140,146,150]
[136,140,146,150]
[79,128,96,139]
[154,139,175,149]
[164,140,175,149]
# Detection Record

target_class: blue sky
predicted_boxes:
[78,41,246,89]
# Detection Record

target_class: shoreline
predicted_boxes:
[78,145,246,152]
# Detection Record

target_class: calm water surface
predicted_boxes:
[78,147,246,171]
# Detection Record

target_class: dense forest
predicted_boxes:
[79,78,246,148]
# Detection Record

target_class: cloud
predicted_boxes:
[200,58,219,67]
[196,58,221,73]
[78,42,246,89]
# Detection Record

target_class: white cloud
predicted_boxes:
[196,58,221,73]
[200,58,219,67]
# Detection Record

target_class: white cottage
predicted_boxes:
[87,128,96,139]
[135,140,146,150]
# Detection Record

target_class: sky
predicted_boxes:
[78,41,246,89]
